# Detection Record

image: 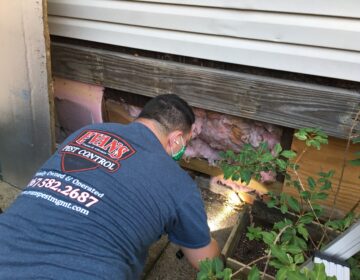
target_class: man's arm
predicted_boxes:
[180,238,220,270]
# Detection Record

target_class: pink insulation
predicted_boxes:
[54,77,104,124]
[187,108,282,165]
[118,102,282,184]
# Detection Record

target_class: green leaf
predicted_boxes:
[247,226,262,241]
[287,196,300,213]
[295,131,308,141]
[297,223,309,241]
[307,139,321,150]
[240,169,252,185]
[274,143,283,156]
[196,271,208,280]
[314,135,328,145]
[311,263,328,280]
[294,253,304,264]
[292,236,308,250]
[280,204,288,214]
[293,180,302,192]
[260,152,274,163]
[286,244,303,255]
[299,214,314,224]
[287,270,307,280]
[213,257,224,274]
[223,268,232,280]
[281,150,297,159]
[274,219,293,230]
[319,181,331,191]
[199,259,212,273]
[325,220,341,230]
[262,231,276,245]
[247,266,260,280]
[271,245,291,265]
[269,259,285,270]
[215,271,224,279]
[350,158,360,166]
[281,229,294,243]
[300,191,311,200]
[275,267,289,280]
[312,204,324,216]
[267,199,277,208]
[312,192,328,201]
[289,163,300,170]
[276,158,287,170]
[307,177,316,190]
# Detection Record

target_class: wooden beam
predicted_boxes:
[51,42,360,139]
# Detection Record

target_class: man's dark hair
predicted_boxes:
[138,94,195,133]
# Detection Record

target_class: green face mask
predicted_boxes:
[172,145,186,161]
[171,136,186,161]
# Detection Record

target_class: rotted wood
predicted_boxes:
[51,41,360,139]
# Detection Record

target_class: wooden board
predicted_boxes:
[51,41,360,139]
[283,136,360,216]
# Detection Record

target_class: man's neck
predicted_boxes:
[135,118,168,150]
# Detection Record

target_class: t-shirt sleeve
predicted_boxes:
[167,189,211,249]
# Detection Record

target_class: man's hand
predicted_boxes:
[180,238,220,270]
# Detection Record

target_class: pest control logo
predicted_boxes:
[60,130,136,173]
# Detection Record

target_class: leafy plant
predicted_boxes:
[197,257,232,280]
[219,127,360,279]
[347,254,360,280]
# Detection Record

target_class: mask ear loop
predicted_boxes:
[171,136,184,155]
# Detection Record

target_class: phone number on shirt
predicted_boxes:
[27,177,99,208]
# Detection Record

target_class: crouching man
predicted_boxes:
[0,94,219,279]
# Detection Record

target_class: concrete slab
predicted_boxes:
[0,180,21,212]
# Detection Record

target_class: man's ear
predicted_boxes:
[167,130,183,145]
[164,130,183,155]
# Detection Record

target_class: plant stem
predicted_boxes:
[294,147,308,166]
[349,198,360,214]
[231,255,268,278]
[261,225,292,279]
[293,163,327,249]
[318,109,360,248]
[329,109,360,220]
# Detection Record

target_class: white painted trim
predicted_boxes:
[130,0,360,18]
[49,16,360,82]
[48,0,360,51]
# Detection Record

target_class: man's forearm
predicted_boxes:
[180,238,220,270]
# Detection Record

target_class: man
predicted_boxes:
[0,94,220,279]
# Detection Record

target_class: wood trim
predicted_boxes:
[51,41,360,139]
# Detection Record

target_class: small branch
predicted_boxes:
[329,109,360,220]
[261,225,292,279]
[293,170,329,248]
[349,198,360,214]
[294,147,308,166]
[231,255,268,278]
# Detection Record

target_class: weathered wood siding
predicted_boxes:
[51,42,359,139]
[48,0,360,82]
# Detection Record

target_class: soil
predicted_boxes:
[232,223,277,276]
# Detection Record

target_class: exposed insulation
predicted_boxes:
[116,100,283,186]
